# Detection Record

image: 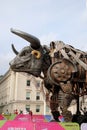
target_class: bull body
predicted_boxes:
[10,29,87,122]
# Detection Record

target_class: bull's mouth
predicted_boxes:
[10,66,41,77]
[10,64,24,71]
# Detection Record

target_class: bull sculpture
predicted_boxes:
[9,28,87,122]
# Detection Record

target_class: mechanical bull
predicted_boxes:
[9,28,87,122]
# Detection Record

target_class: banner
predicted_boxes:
[60,122,80,130]
[0,115,5,120]
[0,121,6,128]
[14,114,31,121]
[0,120,33,130]
[32,115,45,122]
[44,115,52,122]
[35,122,65,130]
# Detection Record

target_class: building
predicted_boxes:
[0,70,51,115]
[0,69,87,116]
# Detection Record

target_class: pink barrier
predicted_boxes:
[32,115,45,122]
[14,114,31,121]
[14,114,45,122]
[0,115,5,120]
[0,120,34,130]
[32,115,44,119]
[35,122,65,130]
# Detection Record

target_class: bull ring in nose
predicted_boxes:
[31,50,41,59]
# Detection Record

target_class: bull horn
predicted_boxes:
[11,44,19,55]
[10,28,41,49]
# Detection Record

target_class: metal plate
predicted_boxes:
[48,59,77,84]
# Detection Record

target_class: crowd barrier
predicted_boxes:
[0,114,82,130]
[0,120,33,130]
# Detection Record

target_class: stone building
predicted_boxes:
[0,69,87,115]
[0,70,51,115]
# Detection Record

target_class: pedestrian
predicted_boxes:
[29,110,33,120]
[5,109,9,115]
[14,109,18,114]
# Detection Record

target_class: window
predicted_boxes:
[46,105,50,112]
[26,92,30,100]
[36,105,40,112]
[26,105,30,112]
[26,80,30,86]
[36,92,40,100]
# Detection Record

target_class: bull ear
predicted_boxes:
[10,28,41,49]
[11,44,19,55]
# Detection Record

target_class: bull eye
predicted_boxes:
[20,52,25,56]
[31,50,41,59]
[20,50,29,56]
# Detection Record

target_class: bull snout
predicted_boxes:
[9,60,14,68]
[9,61,17,70]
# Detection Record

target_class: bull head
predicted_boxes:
[9,28,44,77]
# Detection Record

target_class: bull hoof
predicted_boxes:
[72,114,87,125]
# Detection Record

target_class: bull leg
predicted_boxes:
[50,91,75,122]
[58,90,75,122]
[50,94,60,121]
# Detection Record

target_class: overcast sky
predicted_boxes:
[0,0,87,75]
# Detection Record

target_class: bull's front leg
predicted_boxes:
[50,93,60,121]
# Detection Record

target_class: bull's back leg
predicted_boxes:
[50,89,76,122]
[58,90,76,122]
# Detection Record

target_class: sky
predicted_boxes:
[0,0,87,75]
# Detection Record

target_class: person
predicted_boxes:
[14,109,18,114]
[5,109,9,115]
[29,110,33,120]
[29,110,32,116]
[19,110,23,114]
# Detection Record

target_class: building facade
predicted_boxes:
[0,70,51,115]
[0,70,87,115]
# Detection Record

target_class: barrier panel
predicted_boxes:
[9,114,17,120]
[0,115,5,120]
[0,121,6,128]
[3,114,11,120]
[32,115,45,122]
[60,122,80,130]
[14,114,31,121]
[44,115,52,122]
[0,114,81,130]
[32,115,44,119]
[0,120,34,130]
[2,114,17,120]
[35,122,65,130]
[81,123,87,130]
